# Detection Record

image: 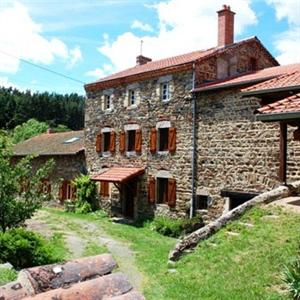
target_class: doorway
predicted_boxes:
[122,180,137,218]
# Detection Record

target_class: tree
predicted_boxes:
[12,119,49,144]
[0,132,55,232]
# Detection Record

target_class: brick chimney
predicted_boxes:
[217,5,235,47]
[136,55,152,65]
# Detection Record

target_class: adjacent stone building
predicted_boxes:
[84,5,284,220]
[13,130,86,202]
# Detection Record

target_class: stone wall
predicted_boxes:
[85,71,194,218]
[196,89,300,219]
[13,152,86,202]
[84,39,278,219]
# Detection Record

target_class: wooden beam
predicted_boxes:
[279,122,287,183]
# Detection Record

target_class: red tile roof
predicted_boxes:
[85,37,278,91]
[257,93,300,114]
[92,167,145,183]
[242,71,300,93]
[194,63,300,92]
[13,130,84,156]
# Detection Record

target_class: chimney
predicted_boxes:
[217,5,235,47]
[136,55,152,65]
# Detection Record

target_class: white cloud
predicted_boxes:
[97,0,257,72]
[69,46,83,67]
[0,2,82,74]
[0,77,20,89]
[85,68,105,78]
[131,20,153,32]
[266,0,300,64]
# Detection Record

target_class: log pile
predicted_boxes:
[0,254,145,300]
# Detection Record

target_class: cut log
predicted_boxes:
[22,273,132,300]
[106,291,146,300]
[169,184,293,261]
[0,254,117,300]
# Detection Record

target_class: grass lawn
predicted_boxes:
[42,205,300,300]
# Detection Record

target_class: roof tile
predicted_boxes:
[257,93,300,114]
[13,130,84,156]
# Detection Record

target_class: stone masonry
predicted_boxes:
[85,38,277,220]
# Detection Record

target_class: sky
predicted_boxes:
[0,0,299,95]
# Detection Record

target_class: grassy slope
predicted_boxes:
[45,205,300,300]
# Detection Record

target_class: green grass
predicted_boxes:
[49,232,70,262]
[0,268,17,285]
[83,241,108,257]
[44,206,300,299]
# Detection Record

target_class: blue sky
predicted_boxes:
[0,0,299,95]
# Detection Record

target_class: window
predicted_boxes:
[41,179,51,194]
[103,132,111,152]
[157,178,168,204]
[196,195,208,210]
[161,82,170,101]
[128,89,136,106]
[127,130,136,151]
[159,128,169,151]
[148,176,176,207]
[150,126,176,153]
[59,180,76,201]
[104,94,112,110]
[95,130,116,153]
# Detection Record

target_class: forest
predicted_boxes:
[0,87,85,130]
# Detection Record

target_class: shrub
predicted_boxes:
[64,199,76,212]
[0,228,62,269]
[283,257,300,299]
[75,202,92,214]
[151,215,204,238]
[73,175,98,213]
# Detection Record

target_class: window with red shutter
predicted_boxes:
[148,177,156,203]
[150,128,157,153]
[119,131,125,153]
[135,129,142,152]
[109,131,116,152]
[167,178,176,207]
[157,178,168,204]
[168,127,176,153]
[96,133,102,152]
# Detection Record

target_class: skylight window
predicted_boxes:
[64,137,80,144]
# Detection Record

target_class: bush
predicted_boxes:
[151,215,204,238]
[64,199,76,212]
[75,202,92,214]
[0,228,62,269]
[283,257,300,299]
[73,175,98,213]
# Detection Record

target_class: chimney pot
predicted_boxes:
[136,55,152,65]
[217,4,235,47]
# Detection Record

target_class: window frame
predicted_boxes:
[158,127,169,152]
[128,89,136,106]
[161,82,170,102]
[104,94,112,110]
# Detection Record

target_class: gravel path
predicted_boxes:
[26,210,144,290]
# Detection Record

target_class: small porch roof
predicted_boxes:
[91,167,145,183]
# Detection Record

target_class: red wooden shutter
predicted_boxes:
[168,178,176,208]
[96,133,102,152]
[148,177,156,204]
[119,131,125,153]
[100,182,109,197]
[59,181,67,202]
[135,129,142,153]
[150,128,157,153]
[168,127,176,153]
[71,185,76,199]
[109,131,116,152]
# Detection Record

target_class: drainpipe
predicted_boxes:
[190,63,197,218]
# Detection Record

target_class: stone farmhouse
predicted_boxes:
[13,130,86,202]
[84,5,300,220]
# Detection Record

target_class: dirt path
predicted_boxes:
[26,210,144,290]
